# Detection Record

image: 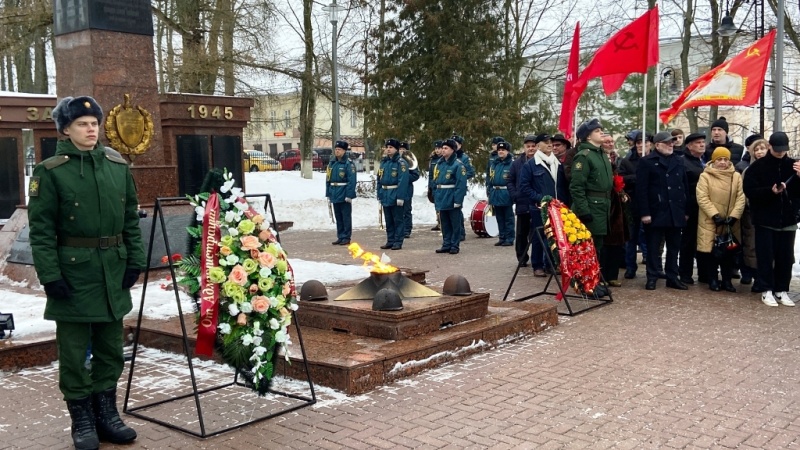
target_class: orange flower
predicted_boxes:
[252,214,265,224]
[228,265,249,286]
[161,255,169,264]
[249,284,259,294]
[259,229,272,242]
[250,249,260,259]
[220,246,232,256]
[282,283,291,296]
[258,251,276,268]
[237,313,248,326]
[240,235,261,251]
[252,295,270,313]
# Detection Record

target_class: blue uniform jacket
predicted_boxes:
[636,151,689,228]
[433,153,468,211]
[406,157,420,200]
[377,153,410,206]
[457,150,475,179]
[487,154,513,207]
[520,157,570,225]
[325,156,357,203]
[428,154,441,191]
[508,153,531,216]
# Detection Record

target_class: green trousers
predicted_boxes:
[56,320,124,400]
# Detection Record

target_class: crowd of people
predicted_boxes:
[326,118,800,307]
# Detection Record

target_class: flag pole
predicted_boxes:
[642,72,648,155]
[655,63,661,133]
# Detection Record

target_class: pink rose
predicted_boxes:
[258,252,276,268]
[250,249,260,259]
[228,265,249,286]
[240,235,261,251]
[249,284,259,294]
[259,229,273,242]
[282,283,291,296]
[252,296,270,313]
[220,246,232,256]
[237,313,248,326]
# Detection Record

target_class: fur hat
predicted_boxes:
[451,134,464,145]
[433,140,444,148]
[384,138,401,150]
[711,116,729,133]
[334,140,349,150]
[576,118,602,141]
[710,147,731,162]
[442,139,458,151]
[399,141,410,150]
[744,133,763,148]
[53,96,103,134]
[496,141,512,151]
[491,136,506,145]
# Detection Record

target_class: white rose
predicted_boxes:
[269,318,280,330]
[225,254,239,265]
[218,323,231,334]
[268,296,279,308]
[275,328,288,343]
[228,303,240,316]
[225,211,237,223]
[252,336,262,346]
[289,302,299,311]
[240,302,253,314]
[259,267,272,278]
[241,334,253,346]
[228,228,239,237]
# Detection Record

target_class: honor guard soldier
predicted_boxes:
[326,140,357,245]
[399,141,420,238]
[434,139,469,254]
[487,141,515,246]
[428,140,443,231]
[486,136,506,184]
[570,118,613,297]
[378,138,411,250]
[28,96,144,449]
[452,134,474,241]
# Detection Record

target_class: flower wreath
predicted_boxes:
[174,170,298,396]
[540,196,601,297]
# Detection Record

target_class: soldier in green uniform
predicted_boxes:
[570,118,613,296]
[28,96,145,450]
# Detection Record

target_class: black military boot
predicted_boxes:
[66,397,99,450]
[92,388,137,444]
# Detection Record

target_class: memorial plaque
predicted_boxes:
[7,225,33,265]
[0,137,20,219]
[40,137,58,161]
[212,135,243,175]
[176,135,209,196]
[138,213,195,269]
[54,0,153,36]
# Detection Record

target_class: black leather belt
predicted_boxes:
[60,234,123,249]
[587,191,610,198]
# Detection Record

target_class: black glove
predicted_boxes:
[712,214,726,226]
[122,268,141,290]
[579,214,593,224]
[44,279,72,299]
[725,217,738,226]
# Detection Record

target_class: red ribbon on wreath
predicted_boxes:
[196,192,221,357]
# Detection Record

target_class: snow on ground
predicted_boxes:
[243,170,485,231]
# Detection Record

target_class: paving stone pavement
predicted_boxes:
[1,224,799,449]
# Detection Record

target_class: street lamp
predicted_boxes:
[323,1,345,149]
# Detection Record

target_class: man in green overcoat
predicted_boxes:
[28,96,145,450]
[570,118,614,295]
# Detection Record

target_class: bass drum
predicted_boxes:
[470,200,499,238]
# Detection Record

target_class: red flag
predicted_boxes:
[558,22,581,139]
[196,192,221,357]
[574,7,660,96]
[660,29,776,124]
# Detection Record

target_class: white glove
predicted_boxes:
[397,199,405,206]
[454,203,461,208]
[345,197,352,203]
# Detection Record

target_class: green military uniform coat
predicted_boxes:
[569,142,614,236]
[28,140,146,323]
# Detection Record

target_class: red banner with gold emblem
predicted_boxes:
[196,192,221,357]
[660,30,776,124]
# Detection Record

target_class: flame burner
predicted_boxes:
[335,270,440,301]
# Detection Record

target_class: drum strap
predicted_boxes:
[382,185,398,189]
[436,184,455,189]
[493,186,508,190]
[330,182,347,186]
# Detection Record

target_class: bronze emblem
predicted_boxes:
[105,94,154,161]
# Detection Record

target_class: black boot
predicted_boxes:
[66,397,99,450]
[721,279,737,293]
[92,388,137,444]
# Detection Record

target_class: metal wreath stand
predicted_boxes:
[502,226,613,316]
[123,194,316,438]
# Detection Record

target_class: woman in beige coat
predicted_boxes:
[696,147,746,292]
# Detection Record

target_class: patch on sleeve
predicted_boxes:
[461,167,467,176]
[28,176,40,197]
[574,162,583,171]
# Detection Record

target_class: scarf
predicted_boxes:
[534,150,559,184]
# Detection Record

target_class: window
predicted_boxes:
[282,143,292,152]
[269,143,278,157]
[284,110,291,129]
[270,110,276,130]
[350,110,358,128]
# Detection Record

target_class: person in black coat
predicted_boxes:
[636,131,689,290]
[704,117,745,165]
[508,135,537,267]
[742,132,800,307]
[679,132,708,284]
[618,131,652,279]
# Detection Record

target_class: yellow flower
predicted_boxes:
[568,235,577,243]
[567,213,577,221]
[560,207,568,213]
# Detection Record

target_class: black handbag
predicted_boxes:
[712,224,741,259]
